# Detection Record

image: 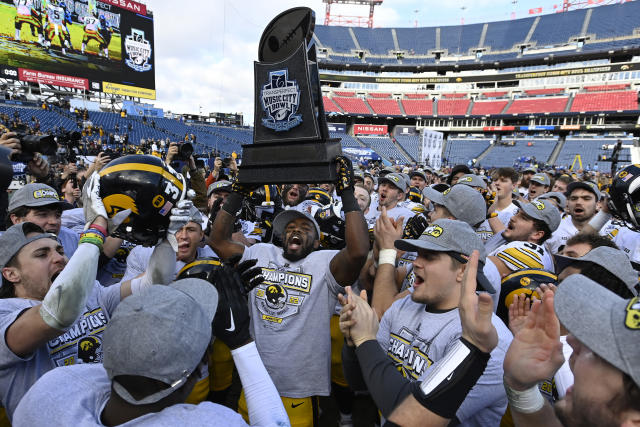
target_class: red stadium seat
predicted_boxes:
[584,84,630,92]
[323,97,341,113]
[333,97,371,115]
[401,99,433,116]
[481,91,508,98]
[367,98,402,115]
[570,91,638,112]
[368,93,392,98]
[506,97,568,114]
[405,94,429,99]
[438,99,471,115]
[471,100,509,115]
[334,91,356,97]
[524,88,565,96]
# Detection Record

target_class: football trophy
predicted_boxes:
[239,7,341,184]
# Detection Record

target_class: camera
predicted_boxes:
[11,133,57,162]
[175,142,194,161]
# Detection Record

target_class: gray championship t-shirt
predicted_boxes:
[241,243,342,398]
[0,281,120,419]
[377,295,513,427]
[121,245,217,283]
[13,364,249,427]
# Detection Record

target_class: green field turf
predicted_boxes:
[0,2,122,76]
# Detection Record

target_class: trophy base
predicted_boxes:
[238,138,342,184]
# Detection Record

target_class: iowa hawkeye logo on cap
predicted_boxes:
[531,200,546,210]
[422,224,443,238]
[625,297,640,330]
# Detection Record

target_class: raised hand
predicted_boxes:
[335,156,355,196]
[508,294,532,336]
[374,206,404,250]
[459,250,498,354]
[503,290,565,391]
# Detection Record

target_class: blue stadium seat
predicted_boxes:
[530,9,586,46]
[352,28,395,55]
[587,1,640,39]
[315,26,355,53]
[440,22,484,55]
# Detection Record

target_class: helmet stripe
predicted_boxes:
[99,163,184,191]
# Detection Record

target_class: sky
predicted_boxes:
[148,0,605,123]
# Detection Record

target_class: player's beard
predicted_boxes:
[282,233,316,262]
[554,395,620,427]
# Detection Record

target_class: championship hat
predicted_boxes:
[272,209,321,241]
[0,222,57,270]
[378,173,408,192]
[515,199,561,232]
[395,218,495,293]
[529,173,550,187]
[423,184,486,226]
[8,183,67,212]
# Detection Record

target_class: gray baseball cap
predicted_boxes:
[523,167,537,174]
[515,199,561,232]
[378,173,408,192]
[394,218,495,293]
[207,180,232,197]
[409,170,427,181]
[555,274,640,387]
[455,174,487,190]
[0,222,58,270]
[8,183,67,212]
[423,184,487,226]
[103,278,218,405]
[566,180,601,200]
[554,246,638,295]
[272,209,321,241]
[537,191,567,211]
[529,173,550,187]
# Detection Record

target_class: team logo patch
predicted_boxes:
[33,189,58,200]
[625,297,640,330]
[442,188,451,195]
[520,277,531,286]
[531,200,546,210]
[124,28,152,72]
[260,69,302,131]
[458,176,473,183]
[422,224,443,238]
[255,266,312,325]
[77,336,102,363]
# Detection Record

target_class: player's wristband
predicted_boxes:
[89,223,107,237]
[378,249,397,266]
[410,337,490,419]
[222,191,244,217]
[340,188,360,213]
[504,382,545,414]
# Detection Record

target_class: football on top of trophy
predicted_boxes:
[259,7,315,63]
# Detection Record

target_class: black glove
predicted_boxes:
[314,206,346,249]
[212,259,263,350]
[403,214,428,240]
[335,156,355,196]
[231,176,258,198]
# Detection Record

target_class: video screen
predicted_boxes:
[0,0,155,97]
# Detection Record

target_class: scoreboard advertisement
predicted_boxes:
[0,0,155,99]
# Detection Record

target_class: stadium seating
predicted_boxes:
[394,134,420,161]
[401,99,433,116]
[482,18,533,51]
[442,93,467,98]
[524,88,566,96]
[481,139,558,168]
[395,27,437,54]
[333,97,372,115]
[330,131,362,148]
[439,23,485,55]
[314,26,355,53]
[369,93,392,98]
[584,84,630,92]
[470,100,509,115]
[570,91,639,112]
[323,97,342,113]
[437,99,471,116]
[367,98,402,116]
[530,9,586,46]
[358,136,411,163]
[556,138,633,169]
[587,1,640,39]
[482,91,508,98]
[335,91,355,97]
[444,138,492,166]
[315,2,640,67]
[352,28,395,54]
[506,97,568,114]
[405,94,429,99]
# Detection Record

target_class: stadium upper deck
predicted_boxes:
[314,1,640,68]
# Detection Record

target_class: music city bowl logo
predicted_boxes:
[260,69,302,131]
[124,28,152,72]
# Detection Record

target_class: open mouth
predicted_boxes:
[289,235,302,250]
[413,274,424,288]
[178,242,190,251]
[574,207,584,215]
[51,271,61,283]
